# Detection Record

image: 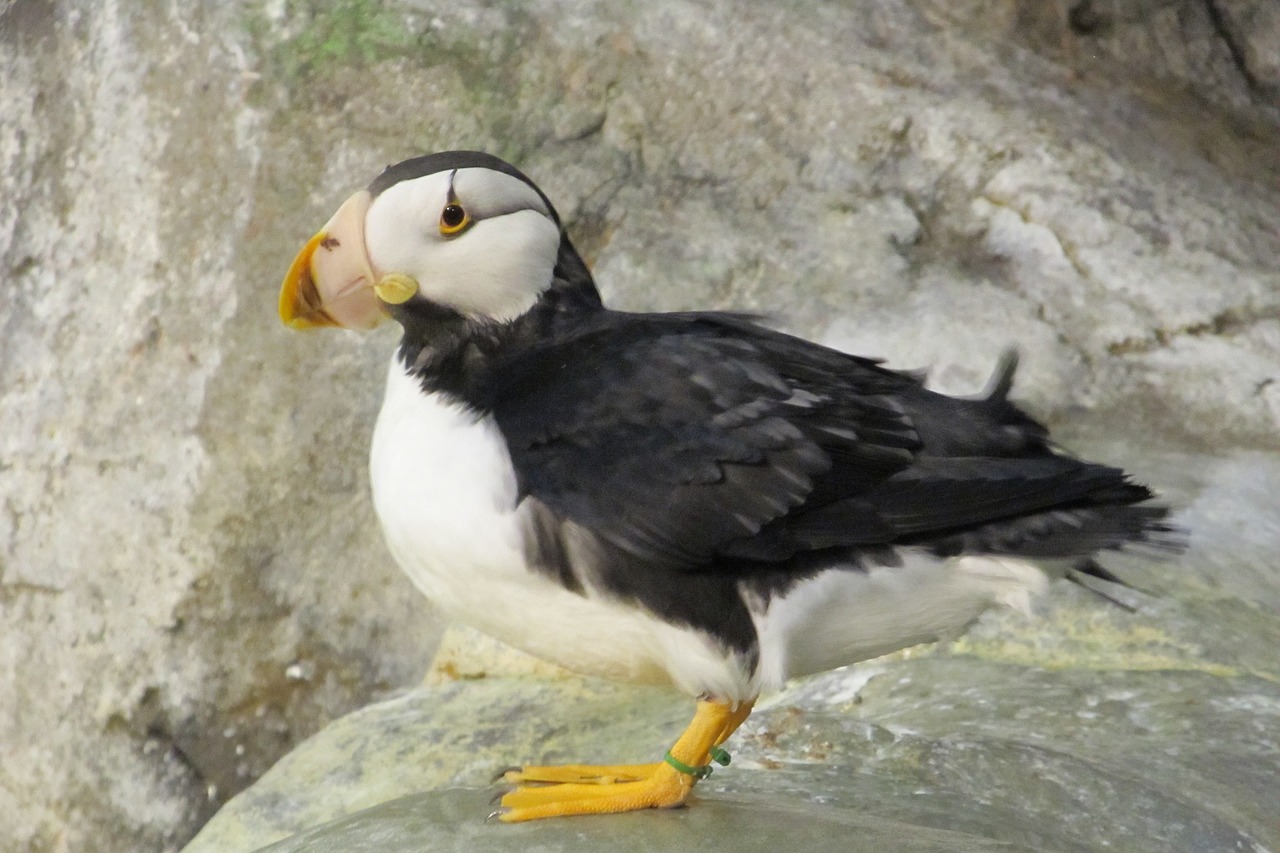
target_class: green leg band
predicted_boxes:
[663,751,714,780]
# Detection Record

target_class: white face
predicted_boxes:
[364,167,562,322]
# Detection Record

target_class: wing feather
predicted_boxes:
[487,311,1166,573]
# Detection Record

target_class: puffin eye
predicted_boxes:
[439,202,471,236]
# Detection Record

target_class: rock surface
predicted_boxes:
[186,651,1280,852]
[2,0,1278,851]
[188,429,1280,852]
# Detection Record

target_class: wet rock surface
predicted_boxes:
[2,0,1277,849]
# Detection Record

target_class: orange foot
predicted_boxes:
[494,698,754,822]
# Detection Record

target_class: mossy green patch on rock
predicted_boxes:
[246,0,414,83]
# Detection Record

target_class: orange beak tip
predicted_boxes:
[279,231,335,329]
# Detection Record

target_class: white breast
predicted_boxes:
[368,358,757,699]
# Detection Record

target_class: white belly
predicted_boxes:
[748,553,1051,691]
[368,358,757,698]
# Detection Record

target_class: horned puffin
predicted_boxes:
[278,150,1176,822]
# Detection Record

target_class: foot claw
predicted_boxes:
[491,765,522,784]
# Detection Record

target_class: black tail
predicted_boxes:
[920,487,1184,560]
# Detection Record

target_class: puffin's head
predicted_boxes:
[279,150,573,331]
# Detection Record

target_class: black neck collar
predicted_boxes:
[391,234,602,404]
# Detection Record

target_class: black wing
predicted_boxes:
[485,311,1169,574]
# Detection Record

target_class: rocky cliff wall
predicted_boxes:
[1,1,1277,850]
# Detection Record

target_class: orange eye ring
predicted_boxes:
[439,202,471,236]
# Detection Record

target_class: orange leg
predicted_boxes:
[495,698,755,821]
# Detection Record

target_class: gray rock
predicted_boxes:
[1205,0,1280,99]
[187,503,1280,851]
[188,442,1280,851]
[255,789,1019,853]
[1,4,434,850]
[183,677,690,852]
[2,0,1278,850]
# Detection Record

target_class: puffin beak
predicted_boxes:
[279,190,384,330]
